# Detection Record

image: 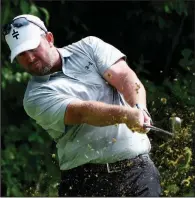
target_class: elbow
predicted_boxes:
[64,101,86,125]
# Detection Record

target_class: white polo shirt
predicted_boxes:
[23,36,151,170]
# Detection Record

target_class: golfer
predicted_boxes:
[3,14,161,196]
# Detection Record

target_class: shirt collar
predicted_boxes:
[32,48,73,82]
[57,48,73,58]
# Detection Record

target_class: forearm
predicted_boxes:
[103,59,147,109]
[120,72,153,126]
[65,100,136,127]
[81,101,131,126]
[120,72,147,108]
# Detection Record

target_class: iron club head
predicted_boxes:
[169,116,182,133]
[144,116,182,137]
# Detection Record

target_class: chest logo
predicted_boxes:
[85,61,93,70]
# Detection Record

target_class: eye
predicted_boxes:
[18,52,25,57]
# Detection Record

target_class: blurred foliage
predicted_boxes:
[1,0,194,197]
[154,125,194,196]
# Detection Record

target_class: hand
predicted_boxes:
[134,104,153,134]
[142,110,152,133]
[125,108,146,133]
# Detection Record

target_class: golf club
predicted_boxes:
[143,123,174,136]
[144,117,182,137]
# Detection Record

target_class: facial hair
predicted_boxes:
[41,50,55,75]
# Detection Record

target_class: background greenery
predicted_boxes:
[1,0,195,196]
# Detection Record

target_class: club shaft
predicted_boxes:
[144,124,173,136]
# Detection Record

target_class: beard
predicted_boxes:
[41,64,53,75]
[27,49,61,76]
[38,50,55,76]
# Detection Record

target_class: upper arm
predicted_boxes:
[82,36,126,75]
[82,36,140,94]
[103,58,139,93]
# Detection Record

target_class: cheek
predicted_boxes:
[37,47,49,60]
[41,51,51,63]
[16,57,28,69]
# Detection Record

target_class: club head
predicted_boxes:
[169,116,182,133]
[144,116,182,137]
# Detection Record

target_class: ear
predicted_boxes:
[45,32,54,47]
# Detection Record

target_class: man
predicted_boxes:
[3,14,161,196]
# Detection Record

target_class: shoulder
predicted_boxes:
[23,76,51,109]
[82,36,102,42]
[64,36,103,56]
[81,36,105,45]
[24,76,49,95]
[69,36,104,48]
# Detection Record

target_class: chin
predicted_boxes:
[42,65,52,74]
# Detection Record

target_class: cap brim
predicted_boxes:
[10,38,41,63]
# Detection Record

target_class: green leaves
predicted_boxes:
[29,4,39,16]
[133,54,151,75]
[1,66,31,89]
[154,126,193,197]
[2,1,11,24]
[1,1,54,196]
[181,49,192,59]
[158,16,166,29]
[39,7,50,25]
[29,3,50,25]
[20,0,30,13]
[163,0,188,16]
[28,133,44,144]
[164,4,171,14]
[179,49,195,71]
[2,121,59,196]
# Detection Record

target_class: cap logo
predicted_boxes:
[12,29,19,40]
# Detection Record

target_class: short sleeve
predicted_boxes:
[23,86,79,138]
[82,36,126,75]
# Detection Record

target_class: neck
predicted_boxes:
[50,48,63,73]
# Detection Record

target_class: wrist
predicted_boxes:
[135,103,153,124]
[122,106,135,124]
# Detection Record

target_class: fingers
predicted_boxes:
[143,110,151,124]
[128,109,146,133]
[130,108,151,134]
[126,107,152,134]
[142,110,151,133]
[131,126,147,133]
